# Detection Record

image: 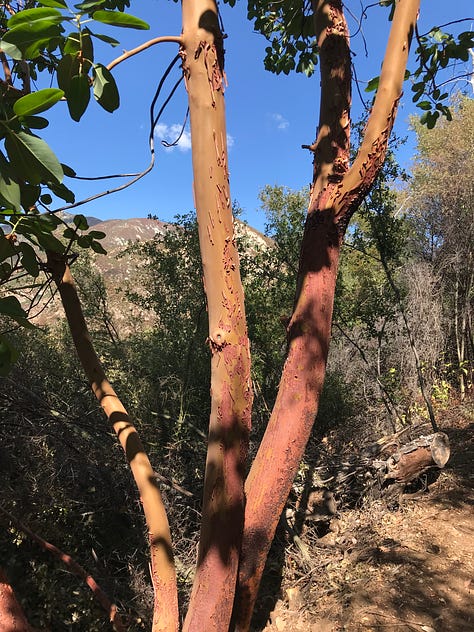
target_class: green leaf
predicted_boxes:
[0,334,19,376]
[40,193,53,204]
[0,153,21,212]
[0,295,31,325]
[0,234,16,262]
[13,88,64,117]
[61,163,77,177]
[88,230,106,239]
[64,30,94,70]
[77,234,92,247]
[35,230,65,253]
[22,116,50,130]
[63,227,77,239]
[0,261,12,283]
[92,10,149,30]
[89,32,120,47]
[91,240,107,254]
[2,9,64,59]
[73,214,89,230]
[0,173,21,212]
[7,7,63,29]
[38,0,68,8]
[5,131,63,185]
[57,53,80,94]
[20,183,41,209]
[20,242,40,277]
[365,76,380,92]
[92,63,119,112]
[48,181,75,203]
[66,74,91,121]
[75,1,106,9]
[417,100,432,110]
[1,25,64,60]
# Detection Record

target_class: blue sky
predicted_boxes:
[42,0,474,232]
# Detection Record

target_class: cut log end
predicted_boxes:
[385,432,450,484]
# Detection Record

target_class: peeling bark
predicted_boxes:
[46,254,178,632]
[234,1,420,629]
[180,1,252,631]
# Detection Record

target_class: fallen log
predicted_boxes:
[374,432,450,485]
[301,429,451,511]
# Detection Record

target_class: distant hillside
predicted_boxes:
[31,216,270,335]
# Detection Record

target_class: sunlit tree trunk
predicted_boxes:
[233,1,420,628]
[46,254,179,632]
[180,1,252,630]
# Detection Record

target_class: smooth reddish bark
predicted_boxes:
[180,1,252,630]
[0,569,33,632]
[234,1,420,628]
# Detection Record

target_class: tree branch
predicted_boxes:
[107,36,184,71]
[45,253,179,632]
[0,506,126,631]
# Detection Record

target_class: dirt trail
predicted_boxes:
[262,406,473,632]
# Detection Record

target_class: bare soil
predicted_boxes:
[261,403,473,632]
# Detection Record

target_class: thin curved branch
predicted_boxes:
[0,505,126,631]
[107,36,184,71]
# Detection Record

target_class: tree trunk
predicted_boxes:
[46,254,179,632]
[234,1,420,628]
[0,569,34,632]
[180,2,253,630]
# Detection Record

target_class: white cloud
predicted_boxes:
[155,123,191,152]
[155,123,234,152]
[271,113,289,131]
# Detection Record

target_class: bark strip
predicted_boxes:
[180,1,252,630]
[234,1,420,628]
[46,253,178,632]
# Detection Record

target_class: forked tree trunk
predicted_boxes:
[180,1,252,631]
[233,1,420,628]
[46,253,179,632]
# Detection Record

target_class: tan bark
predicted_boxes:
[180,1,252,630]
[234,1,420,629]
[46,253,178,632]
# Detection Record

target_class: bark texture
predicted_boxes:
[46,254,178,632]
[180,1,252,630]
[0,569,33,632]
[234,1,420,628]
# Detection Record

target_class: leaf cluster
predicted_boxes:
[366,23,474,128]
[247,0,318,76]
[0,1,147,371]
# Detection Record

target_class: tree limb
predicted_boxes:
[107,36,184,71]
[0,506,126,631]
[45,252,179,632]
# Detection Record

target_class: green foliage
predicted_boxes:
[247,0,318,76]
[365,16,474,126]
[248,0,471,121]
[0,0,141,371]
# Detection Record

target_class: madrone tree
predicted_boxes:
[0,1,472,630]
